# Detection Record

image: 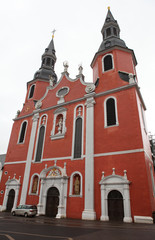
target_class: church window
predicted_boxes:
[69,172,82,197]
[46,58,51,66]
[18,121,27,143]
[104,97,118,127]
[140,104,147,132]
[28,84,35,99]
[74,118,82,159]
[113,27,117,36]
[30,174,39,195]
[35,115,47,162]
[150,165,155,197]
[72,105,84,160]
[102,54,114,72]
[51,108,67,140]
[106,27,111,37]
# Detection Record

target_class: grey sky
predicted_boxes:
[0,0,155,154]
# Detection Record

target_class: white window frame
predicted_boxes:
[34,114,48,163]
[71,104,84,160]
[17,120,28,144]
[51,107,67,140]
[28,84,35,99]
[150,164,155,197]
[104,96,119,128]
[102,53,114,73]
[69,171,83,197]
[29,173,40,195]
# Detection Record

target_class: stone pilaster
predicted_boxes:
[20,112,39,204]
[82,93,96,220]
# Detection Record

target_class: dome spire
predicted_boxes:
[33,33,57,83]
[98,7,127,52]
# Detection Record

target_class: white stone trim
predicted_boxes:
[134,216,153,224]
[69,171,83,197]
[51,107,67,140]
[95,148,144,157]
[29,173,40,195]
[104,96,119,128]
[4,148,145,165]
[5,161,27,165]
[34,114,48,162]
[17,120,28,144]
[71,104,84,160]
[2,177,21,211]
[102,53,114,73]
[82,93,96,220]
[38,164,68,218]
[20,112,39,204]
[150,164,155,197]
[100,169,132,223]
[28,84,35,99]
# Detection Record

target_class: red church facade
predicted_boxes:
[0,9,155,223]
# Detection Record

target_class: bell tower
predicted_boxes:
[91,7,137,92]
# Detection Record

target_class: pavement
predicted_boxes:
[0,211,155,230]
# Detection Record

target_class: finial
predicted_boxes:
[108,6,110,10]
[78,64,83,75]
[52,29,56,39]
[63,61,69,72]
[112,168,115,175]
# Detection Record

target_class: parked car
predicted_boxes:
[12,205,37,217]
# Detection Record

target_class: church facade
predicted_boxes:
[1,9,155,223]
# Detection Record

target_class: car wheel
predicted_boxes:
[24,212,28,218]
[12,211,16,216]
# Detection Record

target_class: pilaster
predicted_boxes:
[20,112,39,204]
[82,93,96,220]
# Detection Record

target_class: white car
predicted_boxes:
[12,205,37,217]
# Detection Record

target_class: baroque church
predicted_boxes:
[0,8,155,223]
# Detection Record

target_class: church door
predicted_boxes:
[46,187,59,217]
[108,190,124,221]
[6,189,15,212]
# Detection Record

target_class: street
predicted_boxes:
[0,213,155,240]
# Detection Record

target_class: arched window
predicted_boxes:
[69,172,82,197]
[106,27,111,37]
[103,54,113,72]
[104,97,118,127]
[18,121,27,143]
[74,118,82,159]
[31,175,39,194]
[46,58,51,66]
[72,105,84,160]
[35,115,47,162]
[28,85,35,99]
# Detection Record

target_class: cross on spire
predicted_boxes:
[52,29,56,38]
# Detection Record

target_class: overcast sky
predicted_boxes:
[0,0,155,154]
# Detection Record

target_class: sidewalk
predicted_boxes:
[0,211,155,230]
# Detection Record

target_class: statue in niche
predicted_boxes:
[74,176,80,195]
[32,176,38,194]
[56,117,63,134]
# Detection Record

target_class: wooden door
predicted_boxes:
[6,189,15,212]
[46,187,59,217]
[108,190,124,221]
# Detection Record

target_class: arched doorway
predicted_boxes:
[108,190,124,221]
[6,189,15,212]
[46,187,59,217]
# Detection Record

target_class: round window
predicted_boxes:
[56,87,69,98]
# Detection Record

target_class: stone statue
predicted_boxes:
[56,117,63,134]
[74,176,80,195]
